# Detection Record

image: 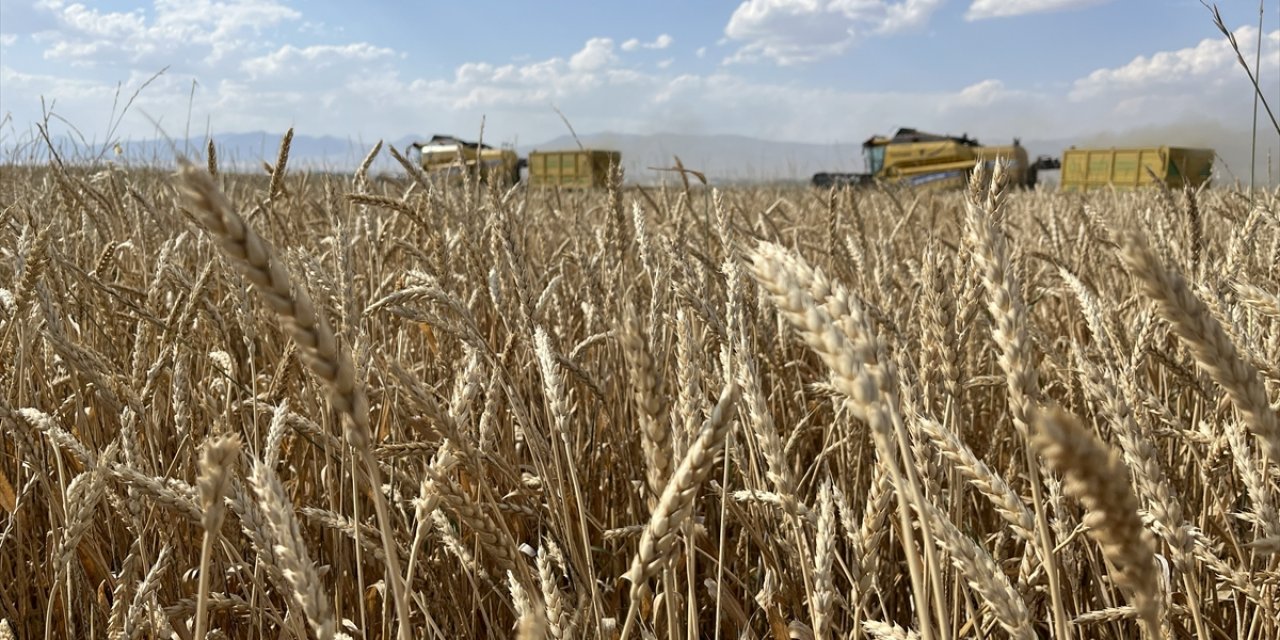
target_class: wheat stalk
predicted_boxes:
[963,162,1070,640]
[747,240,946,640]
[1120,232,1280,468]
[923,501,1035,640]
[174,165,412,638]
[249,460,336,640]
[620,380,739,640]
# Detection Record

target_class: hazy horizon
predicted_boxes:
[2,1,1276,155]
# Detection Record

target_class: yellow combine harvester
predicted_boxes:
[813,128,1060,190]
[407,135,524,186]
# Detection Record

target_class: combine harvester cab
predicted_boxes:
[1059,146,1214,191]
[407,135,523,187]
[812,128,1059,189]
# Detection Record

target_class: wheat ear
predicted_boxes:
[746,240,943,640]
[1033,406,1162,637]
[268,127,292,199]
[621,304,672,505]
[175,165,412,640]
[811,480,836,639]
[863,620,920,640]
[249,460,336,640]
[923,501,1034,640]
[194,434,241,640]
[537,538,568,638]
[963,161,1070,640]
[1120,232,1280,468]
[915,416,1036,545]
[619,380,739,640]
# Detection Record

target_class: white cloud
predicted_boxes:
[966,0,1112,20]
[723,0,943,65]
[880,0,946,32]
[1,64,120,103]
[1070,25,1279,101]
[569,37,617,71]
[0,34,18,47]
[0,63,223,140]
[657,58,674,69]
[696,46,707,58]
[368,25,1272,150]
[33,0,301,66]
[242,43,396,80]
[622,34,673,52]
[949,79,1014,107]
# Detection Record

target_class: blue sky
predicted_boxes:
[0,0,1276,149]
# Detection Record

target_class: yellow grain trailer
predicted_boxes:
[527,150,621,188]
[1060,146,1214,191]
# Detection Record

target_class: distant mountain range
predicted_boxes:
[6,123,1274,186]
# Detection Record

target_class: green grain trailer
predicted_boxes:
[527,150,621,188]
[1060,146,1214,191]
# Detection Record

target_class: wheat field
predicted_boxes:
[1,140,1278,640]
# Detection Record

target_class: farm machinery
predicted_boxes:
[1058,146,1215,190]
[406,135,620,188]
[812,127,1060,190]
[811,127,1216,191]
[406,135,525,187]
